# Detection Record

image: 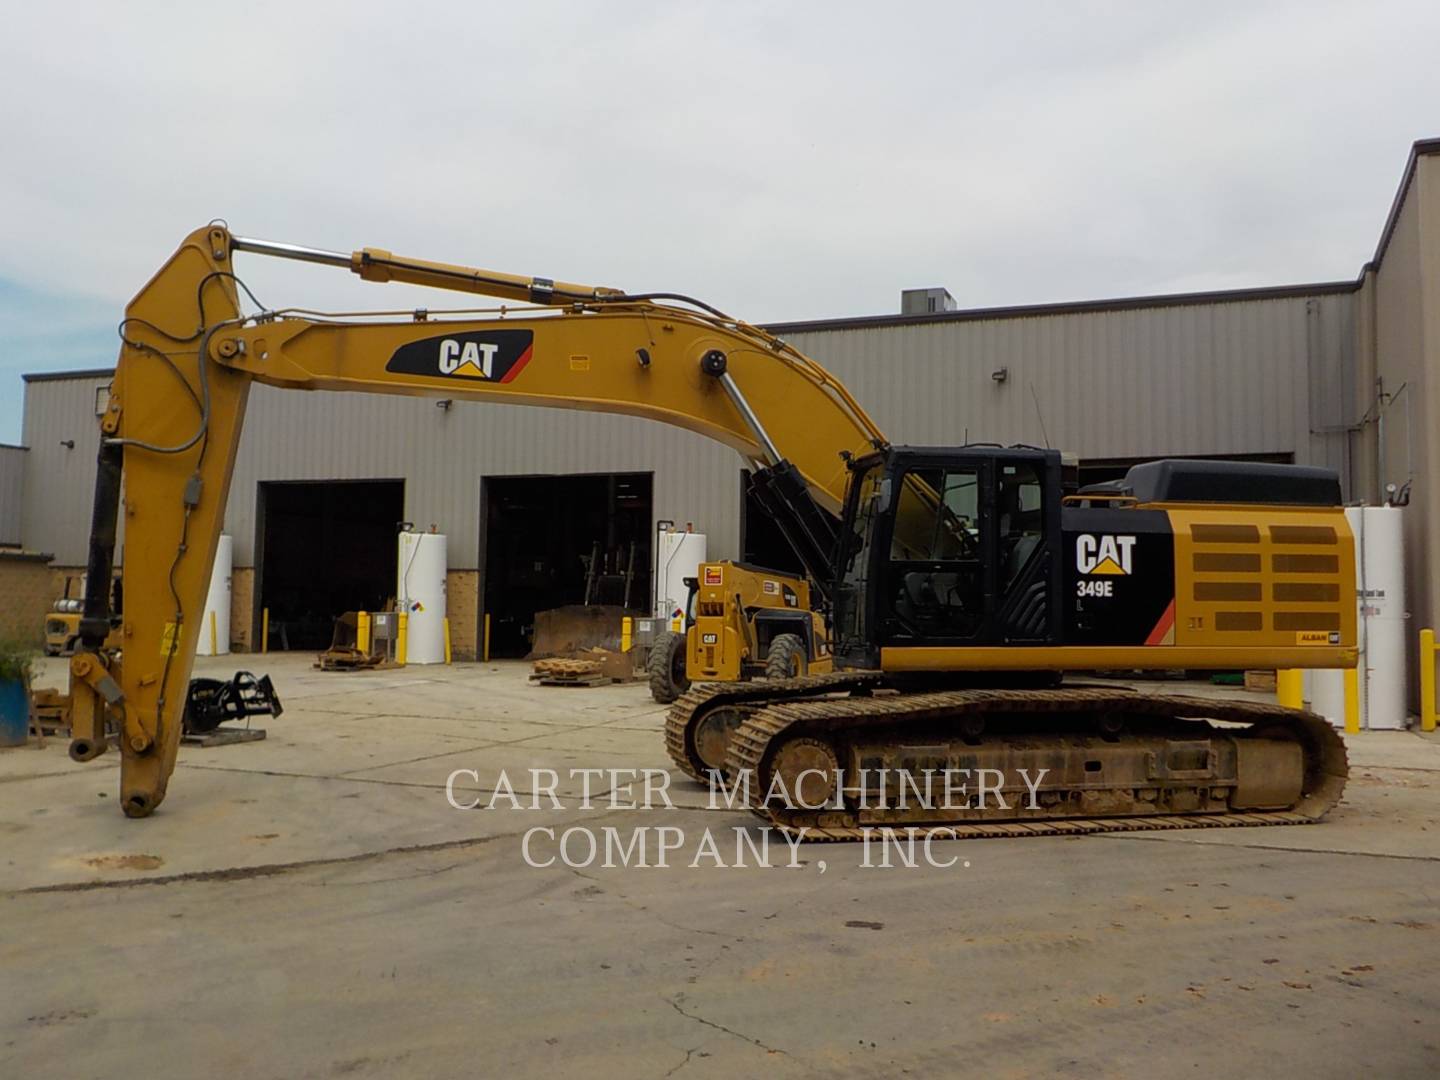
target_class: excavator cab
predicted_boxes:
[833,446,1063,668]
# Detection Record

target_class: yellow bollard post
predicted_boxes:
[1421,628,1436,733]
[262,607,270,654]
[209,610,218,656]
[357,611,371,655]
[621,616,633,653]
[397,612,408,666]
[1275,669,1304,710]
[1343,666,1361,735]
[483,613,491,663]
[443,617,452,665]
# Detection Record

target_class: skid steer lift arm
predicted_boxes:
[73,224,887,817]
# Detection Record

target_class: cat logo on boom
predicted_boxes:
[438,339,499,378]
[1076,534,1137,576]
[385,329,535,384]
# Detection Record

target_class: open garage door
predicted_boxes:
[256,479,405,651]
[481,472,652,657]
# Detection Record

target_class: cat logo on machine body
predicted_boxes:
[385,329,535,384]
[1076,534,1137,576]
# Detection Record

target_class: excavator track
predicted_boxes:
[663,672,885,781]
[720,687,1348,841]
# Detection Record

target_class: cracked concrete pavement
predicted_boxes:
[3,655,1440,1077]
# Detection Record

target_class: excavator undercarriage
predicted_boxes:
[666,677,1348,840]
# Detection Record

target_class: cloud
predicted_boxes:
[0,280,116,442]
[1,0,1437,441]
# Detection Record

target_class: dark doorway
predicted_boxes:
[256,479,405,650]
[481,472,652,657]
[739,468,808,577]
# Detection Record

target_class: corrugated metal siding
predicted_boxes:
[782,292,1356,474]
[0,445,27,546]
[1370,157,1436,688]
[224,387,741,569]
[20,376,112,563]
[20,288,1358,570]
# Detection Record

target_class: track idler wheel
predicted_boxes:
[768,736,840,809]
[692,707,748,775]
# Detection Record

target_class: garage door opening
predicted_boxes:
[256,479,405,651]
[481,472,652,657]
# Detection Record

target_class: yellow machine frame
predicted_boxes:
[67,225,1355,816]
[686,562,832,681]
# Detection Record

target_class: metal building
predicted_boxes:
[10,140,1438,687]
[0,443,25,547]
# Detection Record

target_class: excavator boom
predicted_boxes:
[70,225,884,816]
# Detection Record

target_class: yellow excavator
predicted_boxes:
[66,225,1353,839]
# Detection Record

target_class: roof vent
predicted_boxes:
[901,287,956,316]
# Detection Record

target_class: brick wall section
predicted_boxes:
[0,553,56,646]
[447,570,479,661]
[232,567,255,652]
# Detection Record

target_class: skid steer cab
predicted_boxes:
[647,561,832,703]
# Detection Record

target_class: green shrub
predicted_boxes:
[0,640,37,684]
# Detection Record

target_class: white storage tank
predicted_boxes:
[196,534,232,656]
[1311,506,1407,730]
[655,525,706,621]
[398,530,447,664]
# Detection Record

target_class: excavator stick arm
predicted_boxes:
[76,225,886,816]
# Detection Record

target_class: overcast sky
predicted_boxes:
[2,1,1438,442]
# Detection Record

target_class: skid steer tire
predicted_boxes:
[764,633,808,680]
[648,630,690,704]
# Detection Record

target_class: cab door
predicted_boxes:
[991,457,1058,644]
[878,453,1059,648]
[881,458,990,644]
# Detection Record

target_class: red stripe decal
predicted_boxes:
[499,344,533,384]
[1145,599,1176,646]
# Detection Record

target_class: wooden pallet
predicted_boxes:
[530,657,614,687]
[315,648,392,672]
[531,673,613,687]
[28,689,73,739]
[532,657,601,676]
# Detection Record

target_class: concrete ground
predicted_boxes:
[3,654,1439,1078]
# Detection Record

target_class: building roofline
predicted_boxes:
[762,279,1358,336]
[1365,137,1440,272]
[22,367,116,383]
[16,281,1365,368]
[0,549,54,563]
[767,136,1440,337]
[15,140,1440,363]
